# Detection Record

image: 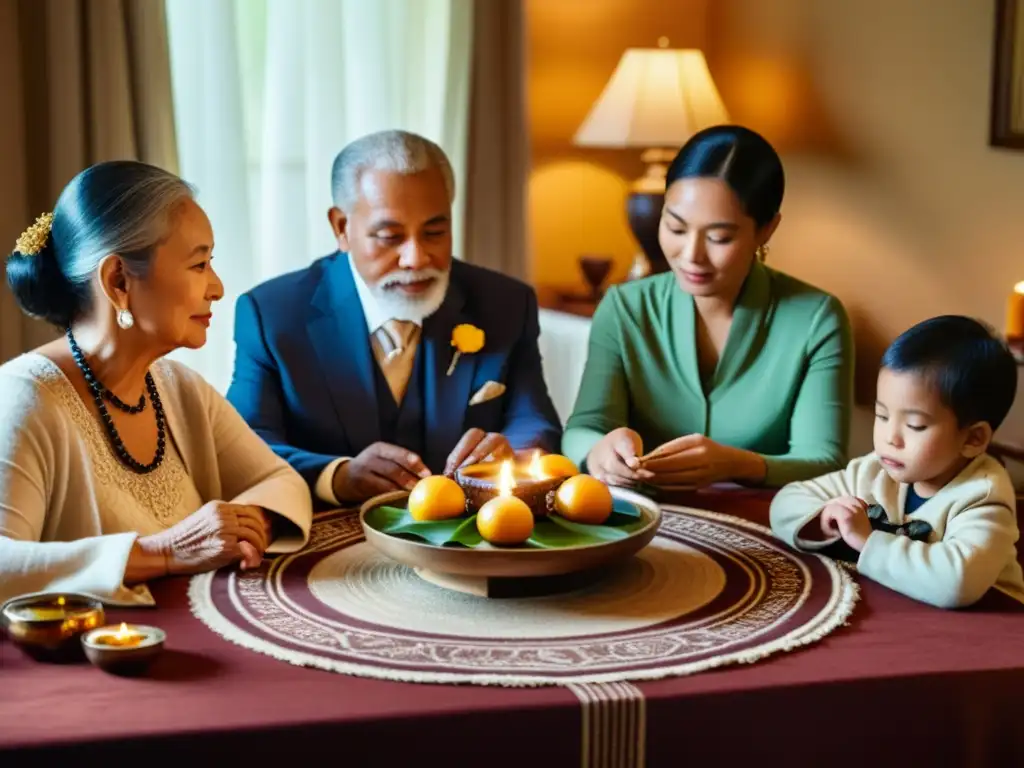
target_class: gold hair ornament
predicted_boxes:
[14,212,54,256]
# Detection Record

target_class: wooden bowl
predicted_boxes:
[455,461,565,516]
[360,486,661,580]
[1,593,105,663]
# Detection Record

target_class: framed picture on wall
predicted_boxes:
[991,0,1024,148]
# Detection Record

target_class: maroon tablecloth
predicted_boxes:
[3,489,1024,766]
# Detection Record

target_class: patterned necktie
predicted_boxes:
[371,319,420,404]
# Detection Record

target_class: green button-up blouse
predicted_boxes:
[562,263,855,487]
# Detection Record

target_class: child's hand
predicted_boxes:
[820,496,873,552]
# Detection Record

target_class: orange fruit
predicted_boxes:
[408,476,466,521]
[476,496,534,545]
[554,475,613,525]
[535,453,579,480]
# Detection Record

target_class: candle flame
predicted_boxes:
[1015,281,1024,295]
[529,450,543,479]
[117,622,131,638]
[498,460,516,497]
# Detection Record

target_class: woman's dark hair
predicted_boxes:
[664,125,785,229]
[881,315,1018,430]
[5,160,195,328]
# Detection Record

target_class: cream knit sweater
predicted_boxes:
[0,354,312,605]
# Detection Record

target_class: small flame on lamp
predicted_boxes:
[529,450,543,479]
[1015,281,1024,295]
[117,622,132,638]
[498,460,516,497]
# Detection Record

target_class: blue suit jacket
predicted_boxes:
[226,252,562,490]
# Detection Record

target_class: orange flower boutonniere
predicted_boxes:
[447,323,485,376]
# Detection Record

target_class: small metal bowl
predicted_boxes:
[1,593,105,663]
[455,461,566,516]
[82,625,166,676]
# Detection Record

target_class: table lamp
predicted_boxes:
[573,41,729,277]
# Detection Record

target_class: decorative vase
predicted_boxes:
[578,255,613,299]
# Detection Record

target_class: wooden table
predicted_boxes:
[3,488,1023,766]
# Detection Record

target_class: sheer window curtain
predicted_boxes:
[164,0,473,392]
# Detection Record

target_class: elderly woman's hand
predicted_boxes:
[135,501,273,577]
[586,428,653,488]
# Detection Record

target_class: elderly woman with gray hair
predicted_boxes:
[0,161,312,606]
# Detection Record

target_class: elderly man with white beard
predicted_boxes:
[227,130,561,506]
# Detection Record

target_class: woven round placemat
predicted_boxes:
[189,505,857,686]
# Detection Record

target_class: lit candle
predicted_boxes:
[476,460,534,544]
[499,459,516,495]
[21,595,69,621]
[2,593,105,662]
[529,450,544,479]
[82,623,166,675]
[91,622,147,648]
[15,594,97,622]
[1007,281,1024,340]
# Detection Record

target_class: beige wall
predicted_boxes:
[707,0,1024,451]
[526,0,710,289]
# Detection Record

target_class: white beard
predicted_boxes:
[369,267,450,324]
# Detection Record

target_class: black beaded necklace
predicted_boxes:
[66,328,167,474]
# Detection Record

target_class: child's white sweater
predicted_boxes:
[770,453,1024,608]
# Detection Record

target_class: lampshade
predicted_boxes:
[573,48,729,148]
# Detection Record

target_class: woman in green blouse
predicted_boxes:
[563,125,854,490]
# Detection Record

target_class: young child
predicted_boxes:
[770,315,1024,608]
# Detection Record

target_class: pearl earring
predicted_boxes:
[117,309,135,330]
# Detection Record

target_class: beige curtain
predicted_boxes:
[0,0,178,363]
[462,0,529,281]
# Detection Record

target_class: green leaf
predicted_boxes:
[364,501,648,550]
[363,505,409,529]
[386,519,467,547]
[447,515,484,547]
[546,515,635,541]
[524,520,591,549]
[364,505,477,547]
[612,497,641,517]
[605,498,642,526]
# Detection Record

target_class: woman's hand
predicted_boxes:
[640,434,766,489]
[135,501,273,577]
[586,428,652,487]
